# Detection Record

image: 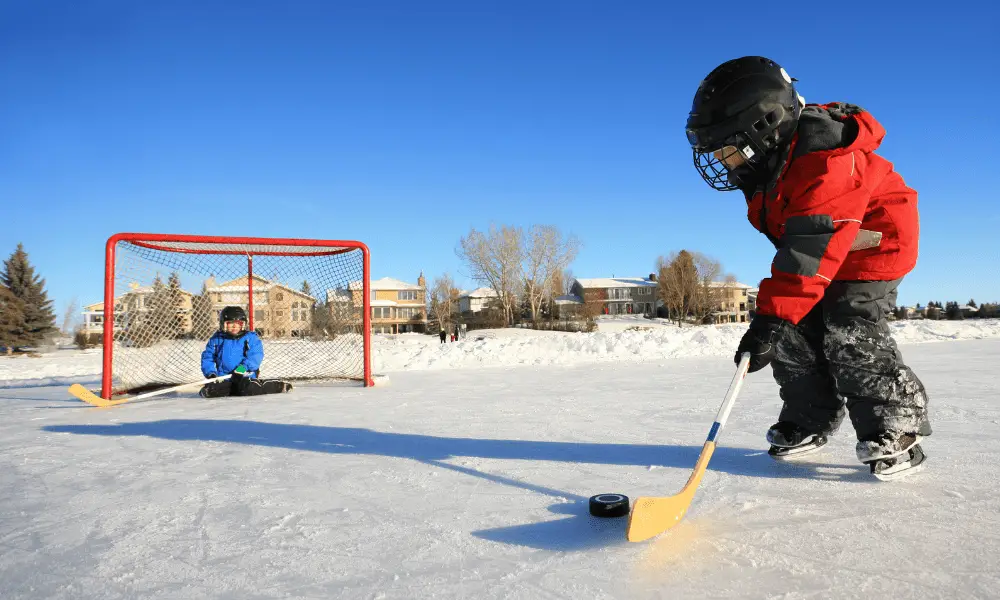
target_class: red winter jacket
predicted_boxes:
[747,103,919,324]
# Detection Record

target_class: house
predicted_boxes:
[80,282,196,336]
[346,274,428,334]
[708,281,754,324]
[80,301,106,335]
[570,277,658,317]
[458,287,500,314]
[205,275,316,338]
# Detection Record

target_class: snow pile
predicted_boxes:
[3,319,1000,386]
[888,318,1000,344]
[0,348,103,388]
[373,318,1000,373]
[372,324,746,372]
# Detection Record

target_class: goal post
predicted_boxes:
[98,233,373,398]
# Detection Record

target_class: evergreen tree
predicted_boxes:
[190,282,217,339]
[0,283,28,351]
[1,244,57,345]
[310,300,331,339]
[123,274,170,347]
[165,272,186,337]
[945,301,964,320]
[301,280,312,296]
[147,274,176,341]
[969,298,977,308]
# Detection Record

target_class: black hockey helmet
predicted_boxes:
[686,56,802,191]
[219,305,247,336]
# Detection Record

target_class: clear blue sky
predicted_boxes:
[2,1,998,318]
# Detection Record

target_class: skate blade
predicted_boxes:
[769,442,827,461]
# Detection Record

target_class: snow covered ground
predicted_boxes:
[2,320,999,599]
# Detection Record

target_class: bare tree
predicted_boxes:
[520,225,580,323]
[428,273,459,332]
[61,296,78,335]
[457,225,524,326]
[691,269,735,324]
[561,268,575,295]
[657,250,727,326]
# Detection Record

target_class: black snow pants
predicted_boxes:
[200,374,289,398]
[770,278,932,441]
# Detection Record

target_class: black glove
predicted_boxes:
[206,373,217,379]
[736,315,787,373]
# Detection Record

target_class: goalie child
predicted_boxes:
[199,306,293,398]
[684,56,930,479]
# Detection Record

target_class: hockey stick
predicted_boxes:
[68,374,233,408]
[626,352,751,542]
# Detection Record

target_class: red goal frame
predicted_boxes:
[100,232,373,398]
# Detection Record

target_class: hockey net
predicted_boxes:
[98,234,372,398]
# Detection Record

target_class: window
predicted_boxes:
[276,310,283,317]
[399,290,416,301]
[276,293,284,301]
[740,303,746,311]
[292,311,298,322]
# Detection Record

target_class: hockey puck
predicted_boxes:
[588,493,630,518]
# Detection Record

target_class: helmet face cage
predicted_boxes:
[688,103,795,191]
[692,138,755,191]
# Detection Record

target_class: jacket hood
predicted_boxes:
[793,103,886,158]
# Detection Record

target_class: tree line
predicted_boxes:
[895,300,1000,321]
[423,224,741,332]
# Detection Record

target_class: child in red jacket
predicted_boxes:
[685,56,930,480]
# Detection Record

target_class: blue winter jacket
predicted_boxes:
[201,331,264,378]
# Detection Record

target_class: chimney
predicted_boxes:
[417,271,426,288]
[648,273,657,282]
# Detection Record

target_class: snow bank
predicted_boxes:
[0,349,103,388]
[3,319,999,385]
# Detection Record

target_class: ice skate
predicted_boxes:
[766,421,828,460]
[857,432,926,481]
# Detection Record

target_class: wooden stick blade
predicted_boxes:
[67,384,128,407]
[626,441,716,542]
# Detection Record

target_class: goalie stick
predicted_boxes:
[68,375,232,407]
[626,353,751,542]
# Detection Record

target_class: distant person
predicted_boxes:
[439,329,447,344]
[685,56,929,480]
[199,306,293,398]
